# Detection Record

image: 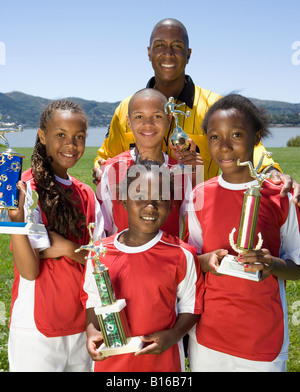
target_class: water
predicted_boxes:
[3,127,108,148]
[3,126,300,149]
[263,127,300,148]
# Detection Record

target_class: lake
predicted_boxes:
[3,126,300,149]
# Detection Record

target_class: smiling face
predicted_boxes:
[121,170,172,246]
[206,109,261,183]
[38,110,87,179]
[127,92,171,155]
[147,22,191,85]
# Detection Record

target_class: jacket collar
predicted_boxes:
[146,75,195,109]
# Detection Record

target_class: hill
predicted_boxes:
[0,91,300,128]
[0,91,120,128]
[250,98,300,126]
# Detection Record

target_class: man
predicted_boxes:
[94,18,300,205]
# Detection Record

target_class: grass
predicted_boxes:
[0,146,299,371]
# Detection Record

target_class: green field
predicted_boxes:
[0,147,299,372]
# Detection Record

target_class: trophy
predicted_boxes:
[76,223,143,357]
[0,116,47,236]
[217,152,274,281]
[164,97,190,169]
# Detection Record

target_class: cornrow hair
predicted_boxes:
[31,100,87,239]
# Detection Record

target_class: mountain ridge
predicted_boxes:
[1,91,300,128]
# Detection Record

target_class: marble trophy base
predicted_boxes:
[98,336,144,357]
[95,299,144,357]
[218,254,261,282]
[0,221,47,236]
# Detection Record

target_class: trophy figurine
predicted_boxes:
[0,116,47,236]
[164,97,190,168]
[217,152,274,281]
[76,223,143,357]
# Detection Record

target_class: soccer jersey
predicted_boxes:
[9,169,105,337]
[81,230,204,372]
[97,149,191,238]
[186,175,300,362]
[95,76,280,180]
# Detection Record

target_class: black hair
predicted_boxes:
[202,94,271,139]
[32,100,87,239]
[118,157,175,202]
[127,88,168,118]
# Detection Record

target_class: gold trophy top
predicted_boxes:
[237,151,274,196]
[164,97,191,128]
[75,223,107,273]
[164,97,190,152]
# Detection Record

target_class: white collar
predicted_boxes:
[54,173,72,186]
[130,149,169,165]
[114,229,163,253]
[218,174,259,191]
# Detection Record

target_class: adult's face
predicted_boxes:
[147,24,191,84]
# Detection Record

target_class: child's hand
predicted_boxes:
[39,231,88,265]
[93,158,108,185]
[175,139,203,167]
[198,249,228,275]
[39,231,69,259]
[8,181,26,222]
[135,330,173,356]
[238,249,273,280]
[86,327,106,361]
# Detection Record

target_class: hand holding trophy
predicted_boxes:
[218,152,274,281]
[76,223,143,357]
[0,116,46,236]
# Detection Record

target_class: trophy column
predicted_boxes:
[218,152,273,281]
[93,261,132,350]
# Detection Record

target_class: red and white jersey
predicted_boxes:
[186,175,300,362]
[9,169,105,337]
[81,230,204,372]
[96,149,191,238]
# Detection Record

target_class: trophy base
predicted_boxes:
[98,336,144,357]
[0,222,47,236]
[218,254,261,282]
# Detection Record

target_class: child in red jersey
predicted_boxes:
[97,88,200,239]
[83,159,204,372]
[186,94,300,372]
[8,100,104,372]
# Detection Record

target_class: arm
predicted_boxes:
[8,182,40,280]
[39,231,88,265]
[254,142,300,206]
[240,250,300,281]
[268,169,300,207]
[135,313,200,356]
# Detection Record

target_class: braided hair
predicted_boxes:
[31,100,87,239]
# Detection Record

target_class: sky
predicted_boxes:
[0,0,299,104]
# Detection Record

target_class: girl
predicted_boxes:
[8,100,104,372]
[186,94,300,372]
[82,158,204,372]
